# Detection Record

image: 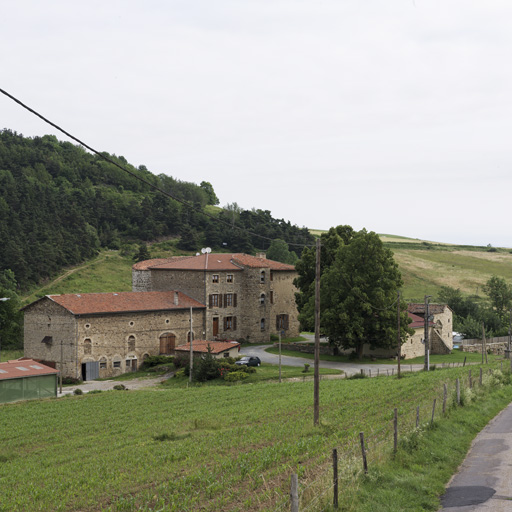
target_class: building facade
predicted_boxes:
[23,291,205,380]
[132,253,300,343]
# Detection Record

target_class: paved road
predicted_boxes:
[240,341,424,377]
[439,402,512,511]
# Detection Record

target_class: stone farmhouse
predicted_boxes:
[132,253,300,343]
[23,291,205,380]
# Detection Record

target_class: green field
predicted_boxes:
[0,363,509,511]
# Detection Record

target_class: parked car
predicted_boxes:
[235,356,261,367]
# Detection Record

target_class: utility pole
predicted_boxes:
[397,291,401,378]
[424,295,431,371]
[314,238,321,426]
[481,323,485,364]
[508,309,512,360]
[279,330,282,383]
[60,340,63,394]
[189,307,194,383]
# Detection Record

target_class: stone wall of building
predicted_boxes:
[132,269,153,292]
[270,270,300,338]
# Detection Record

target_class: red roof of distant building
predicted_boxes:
[24,291,205,315]
[133,253,296,272]
[0,359,58,381]
[175,340,241,354]
[407,303,450,315]
[408,312,425,329]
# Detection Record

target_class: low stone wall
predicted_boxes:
[462,342,509,356]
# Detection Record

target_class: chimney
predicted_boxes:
[174,292,179,306]
[255,252,266,259]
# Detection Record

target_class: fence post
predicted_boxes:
[463,356,466,367]
[431,398,436,425]
[456,378,460,405]
[361,369,364,377]
[392,368,394,376]
[377,369,379,377]
[469,369,472,389]
[332,448,338,509]
[479,367,483,386]
[394,408,398,453]
[369,369,372,378]
[360,432,368,474]
[443,384,447,414]
[290,474,299,512]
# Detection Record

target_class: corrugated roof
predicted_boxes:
[34,291,205,315]
[0,359,59,381]
[134,253,296,272]
[175,340,240,354]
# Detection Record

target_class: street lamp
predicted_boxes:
[0,297,11,363]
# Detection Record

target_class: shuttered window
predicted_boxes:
[224,316,237,331]
[209,294,222,308]
[276,314,289,330]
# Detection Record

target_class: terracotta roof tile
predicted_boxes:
[174,340,240,354]
[135,253,296,272]
[0,359,59,381]
[39,291,205,315]
[408,312,425,329]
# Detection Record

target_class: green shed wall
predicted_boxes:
[0,375,57,404]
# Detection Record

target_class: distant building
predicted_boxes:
[174,340,241,359]
[0,359,58,404]
[132,253,300,343]
[23,291,205,380]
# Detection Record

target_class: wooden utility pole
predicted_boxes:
[424,295,431,371]
[278,330,282,383]
[314,238,321,426]
[397,291,401,378]
[60,340,63,394]
[481,323,485,365]
[189,307,193,383]
[508,309,512,359]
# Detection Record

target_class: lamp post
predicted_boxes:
[0,297,11,363]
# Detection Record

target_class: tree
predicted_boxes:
[483,275,512,317]
[200,181,219,205]
[0,270,23,350]
[266,239,298,265]
[133,243,151,263]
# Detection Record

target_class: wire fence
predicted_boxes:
[276,359,512,512]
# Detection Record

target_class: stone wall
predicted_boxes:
[270,270,300,338]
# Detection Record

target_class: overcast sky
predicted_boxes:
[2,1,512,246]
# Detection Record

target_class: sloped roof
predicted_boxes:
[133,253,296,272]
[407,303,450,315]
[175,340,240,354]
[0,359,58,381]
[25,291,205,315]
[408,312,426,329]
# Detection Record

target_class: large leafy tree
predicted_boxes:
[295,227,411,359]
[483,275,512,317]
[266,239,298,265]
[0,269,23,350]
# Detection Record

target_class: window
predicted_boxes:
[276,314,289,330]
[227,274,233,283]
[209,294,222,308]
[260,271,265,283]
[113,360,122,368]
[187,331,194,342]
[225,293,233,307]
[212,274,219,283]
[129,321,134,327]
[270,271,274,281]
[126,360,131,368]
[128,335,135,351]
[270,291,274,304]
[99,358,107,369]
[224,316,237,331]
[261,318,265,331]
[260,293,265,305]
[84,339,92,355]
[223,352,230,358]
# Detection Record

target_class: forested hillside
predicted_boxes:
[0,130,313,291]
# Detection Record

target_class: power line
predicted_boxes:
[0,87,313,249]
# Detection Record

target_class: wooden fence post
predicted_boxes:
[443,384,447,414]
[431,398,436,425]
[332,448,338,509]
[361,369,364,377]
[469,369,472,389]
[479,367,483,386]
[394,408,398,453]
[369,369,372,378]
[456,378,460,405]
[392,369,394,376]
[290,473,299,512]
[360,432,368,474]
[463,356,467,367]
[416,406,420,428]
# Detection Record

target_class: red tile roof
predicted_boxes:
[134,253,296,272]
[407,303,450,315]
[174,340,241,354]
[408,312,425,329]
[0,359,59,381]
[25,291,205,315]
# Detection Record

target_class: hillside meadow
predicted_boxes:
[0,363,510,511]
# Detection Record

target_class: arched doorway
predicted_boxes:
[159,333,176,355]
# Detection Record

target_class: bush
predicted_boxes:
[270,334,279,342]
[302,363,310,373]
[88,390,102,395]
[63,377,82,385]
[141,355,174,369]
[224,372,249,382]
[174,368,186,378]
[173,353,190,369]
[193,349,220,382]
[73,388,83,395]
[113,384,127,391]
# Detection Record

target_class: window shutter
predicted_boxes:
[285,315,289,329]
[234,294,237,307]
[233,316,237,330]
[209,295,212,309]
[224,317,227,331]
[224,294,228,308]
[219,294,223,308]
[276,316,280,330]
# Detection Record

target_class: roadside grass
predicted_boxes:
[0,349,24,362]
[266,346,497,365]
[161,362,341,388]
[0,362,507,511]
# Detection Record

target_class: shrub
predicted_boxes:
[302,363,310,373]
[113,384,127,391]
[63,377,82,385]
[174,368,186,378]
[270,334,279,342]
[88,390,102,395]
[224,372,249,382]
[348,372,367,379]
[173,353,190,369]
[73,388,83,395]
[193,348,220,382]
[141,355,174,369]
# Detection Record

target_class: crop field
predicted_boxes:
[0,364,507,511]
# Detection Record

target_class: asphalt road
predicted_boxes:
[439,401,512,511]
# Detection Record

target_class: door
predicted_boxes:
[81,361,99,381]
[159,333,176,354]
[213,317,219,337]
[131,359,137,372]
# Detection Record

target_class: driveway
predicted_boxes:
[240,340,424,377]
